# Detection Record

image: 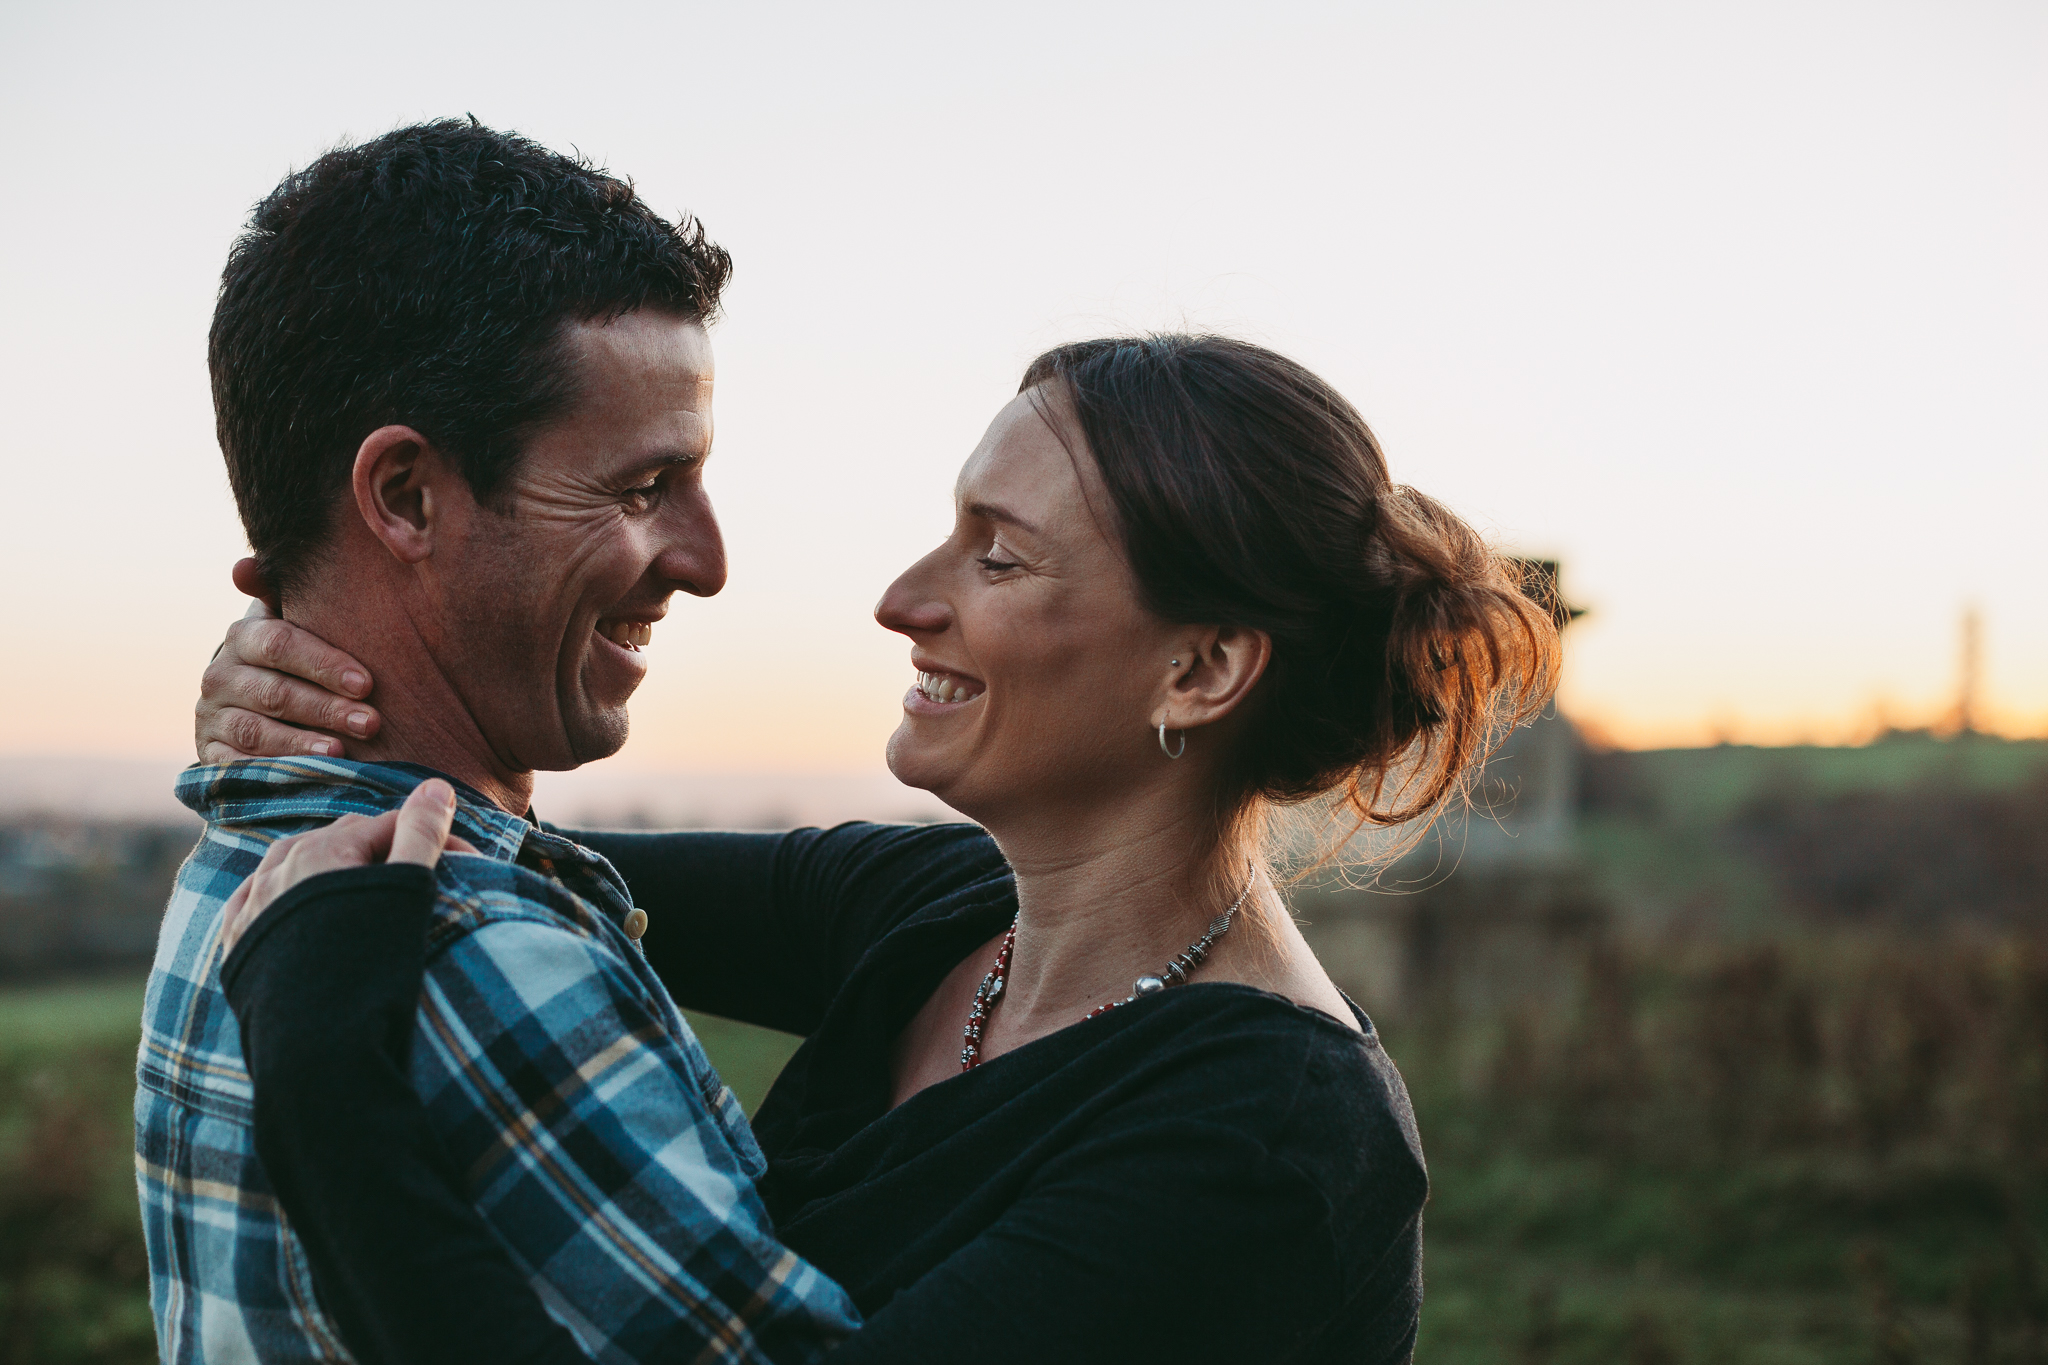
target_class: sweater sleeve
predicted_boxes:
[221,864,592,1365]
[215,824,1013,1365]
[566,822,1006,1035]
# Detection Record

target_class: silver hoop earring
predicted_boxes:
[1158,721,1186,759]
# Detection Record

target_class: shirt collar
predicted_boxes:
[177,757,532,862]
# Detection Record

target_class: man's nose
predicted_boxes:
[654,487,727,598]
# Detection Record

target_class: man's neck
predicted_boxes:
[289,587,536,817]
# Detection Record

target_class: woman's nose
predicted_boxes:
[875,550,950,637]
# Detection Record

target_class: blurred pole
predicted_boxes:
[1956,605,1982,736]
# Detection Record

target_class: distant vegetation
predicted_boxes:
[0,820,194,982]
[1357,731,2048,1361]
[1579,732,2048,932]
[0,730,2042,1362]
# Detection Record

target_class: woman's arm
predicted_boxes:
[225,865,590,1365]
[567,822,1006,1035]
[193,603,1005,1032]
[219,784,592,1365]
[223,801,875,1365]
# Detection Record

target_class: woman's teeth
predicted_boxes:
[598,620,653,651]
[916,671,983,704]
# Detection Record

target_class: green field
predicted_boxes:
[0,978,157,1364]
[1599,733,2048,827]
[4,960,2043,1364]
[0,977,804,1365]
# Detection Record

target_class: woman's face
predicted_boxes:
[876,386,1180,822]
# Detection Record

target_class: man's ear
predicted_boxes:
[351,426,454,565]
[1157,624,1273,732]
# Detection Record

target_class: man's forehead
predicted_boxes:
[564,311,714,392]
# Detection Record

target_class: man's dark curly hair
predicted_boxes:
[209,118,732,599]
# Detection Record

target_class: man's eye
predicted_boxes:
[623,481,662,509]
[977,555,1021,573]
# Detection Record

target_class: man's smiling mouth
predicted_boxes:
[915,670,983,704]
[597,620,653,652]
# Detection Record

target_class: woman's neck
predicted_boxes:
[984,789,1267,1029]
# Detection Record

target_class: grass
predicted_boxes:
[0,975,803,1365]
[1384,928,2048,1364]
[683,1009,804,1115]
[0,977,151,1054]
[1407,1147,2024,1363]
[1416,1240,1899,1365]
[7,943,2047,1363]
[0,978,157,1364]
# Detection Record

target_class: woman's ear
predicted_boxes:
[350,425,450,565]
[1159,625,1273,732]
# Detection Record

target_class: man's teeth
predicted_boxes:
[598,621,653,651]
[916,671,983,704]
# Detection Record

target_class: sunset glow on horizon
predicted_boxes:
[2,1,2041,778]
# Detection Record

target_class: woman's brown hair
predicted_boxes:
[1021,334,1562,864]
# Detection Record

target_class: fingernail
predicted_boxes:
[342,670,370,696]
[427,780,455,810]
[346,711,372,735]
[310,739,336,756]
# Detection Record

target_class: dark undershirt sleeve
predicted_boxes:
[221,864,591,1365]
[223,823,1010,1365]
[565,823,1004,1035]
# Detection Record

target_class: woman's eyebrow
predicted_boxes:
[965,501,1039,535]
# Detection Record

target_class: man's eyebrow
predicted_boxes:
[629,450,707,476]
[965,501,1039,534]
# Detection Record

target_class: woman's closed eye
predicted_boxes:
[977,541,1022,574]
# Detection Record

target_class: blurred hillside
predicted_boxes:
[0,819,196,982]
[1,730,2044,1360]
[1,729,2040,983]
[1289,726,2048,1360]
[1299,729,2048,1017]
[1586,732,2048,933]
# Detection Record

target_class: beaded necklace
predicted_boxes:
[959,862,1258,1071]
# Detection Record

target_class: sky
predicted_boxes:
[1,0,2042,798]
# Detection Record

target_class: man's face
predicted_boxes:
[435,309,723,773]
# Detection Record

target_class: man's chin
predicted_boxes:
[563,708,631,768]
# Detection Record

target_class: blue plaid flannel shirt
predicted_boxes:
[135,757,860,1363]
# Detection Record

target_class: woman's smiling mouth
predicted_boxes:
[914,670,983,704]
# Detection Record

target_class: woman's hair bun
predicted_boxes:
[1021,333,1562,855]
[1353,485,1561,832]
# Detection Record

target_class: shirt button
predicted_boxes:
[623,908,649,940]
